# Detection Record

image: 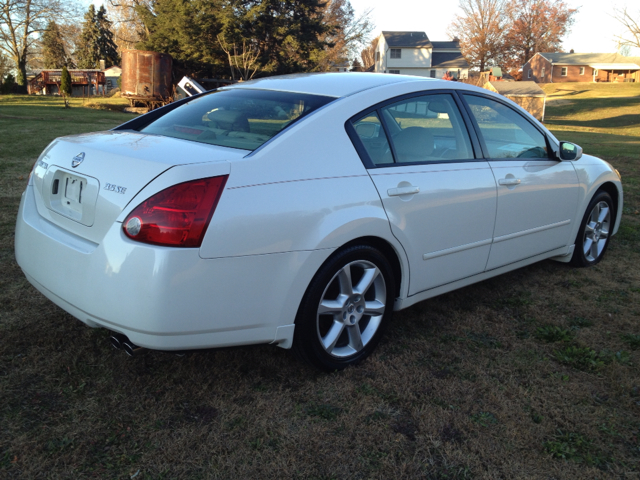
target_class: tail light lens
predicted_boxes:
[123,175,228,247]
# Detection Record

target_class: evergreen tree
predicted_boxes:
[137,0,332,77]
[1,73,15,94]
[350,58,363,72]
[96,6,120,68]
[42,21,69,69]
[76,5,119,69]
[60,65,71,107]
[222,0,330,75]
[76,5,101,68]
[136,0,226,77]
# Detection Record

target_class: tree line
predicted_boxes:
[354,0,584,76]
[0,0,373,92]
[1,0,638,94]
[448,0,577,73]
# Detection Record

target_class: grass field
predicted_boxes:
[543,82,640,158]
[1,88,639,478]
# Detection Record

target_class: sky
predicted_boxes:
[349,0,639,56]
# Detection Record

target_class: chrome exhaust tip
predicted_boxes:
[110,332,145,356]
[122,340,144,357]
[110,332,127,350]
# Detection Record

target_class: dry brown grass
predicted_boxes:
[1,95,639,479]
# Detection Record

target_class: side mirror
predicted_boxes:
[558,141,583,161]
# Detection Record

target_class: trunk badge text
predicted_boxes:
[104,183,127,194]
[72,152,85,168]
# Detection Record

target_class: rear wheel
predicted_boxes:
[570,191,614,267]
[292,245,395,371]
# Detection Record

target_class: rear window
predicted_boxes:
[140,88,335,151]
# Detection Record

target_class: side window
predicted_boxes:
[380,94,474,163]
[463,94,549,159]
[352,112,394,165]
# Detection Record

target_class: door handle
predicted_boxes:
[388,186,420,196]
[498,178,521,186]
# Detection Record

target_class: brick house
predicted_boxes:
[523,53,640,83]
[373,32,469,79]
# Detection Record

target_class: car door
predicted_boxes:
[348,92,497,296]
[461,94,580,270]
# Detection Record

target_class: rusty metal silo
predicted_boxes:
[121,49,173,109]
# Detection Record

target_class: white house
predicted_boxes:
[374,31,469,79]
[103,65,122,93]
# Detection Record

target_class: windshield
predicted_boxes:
[140,88,336,151]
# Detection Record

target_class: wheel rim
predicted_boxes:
[583,201,611,262]
[316,260,387,358]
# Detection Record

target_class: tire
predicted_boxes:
[292,245,395,371]
[570,190,614,267]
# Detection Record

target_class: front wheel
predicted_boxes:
[570,191,614,267]
[292,245,395,371]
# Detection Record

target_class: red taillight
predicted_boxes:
[123,175,228,247]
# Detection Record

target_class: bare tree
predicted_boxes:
[502,0,576,70]
[360,36,378,70]
[613,7,640,50]
[217,34,259,81]
[0,0,79,92]
[318,0,375,71]
[106,0,152,55]
[449,0,506,72]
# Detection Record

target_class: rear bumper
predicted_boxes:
[15,186,328,350]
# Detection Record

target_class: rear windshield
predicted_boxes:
[140,88,335,151]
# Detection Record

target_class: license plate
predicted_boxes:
[59,173,87,217]
[43,167,98,226]
[64,175,85,204]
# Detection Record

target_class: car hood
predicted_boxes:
[29,130,243,244]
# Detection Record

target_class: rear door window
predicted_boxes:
[380,93,474,164]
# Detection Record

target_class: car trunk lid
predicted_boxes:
[30,130,241,244]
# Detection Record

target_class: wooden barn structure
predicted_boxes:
[28,69,106,96]
[483,81,547,122]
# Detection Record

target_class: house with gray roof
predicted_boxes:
[373,31,469,79]
[523,52,640,83]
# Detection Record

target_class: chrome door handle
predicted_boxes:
[388,186,420,196]
[498,178,521,186]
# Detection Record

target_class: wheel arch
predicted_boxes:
[293,235,406,328]
[338,236,404,300]
[596,181,621,226]
[290,237,403,369]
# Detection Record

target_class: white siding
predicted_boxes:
[374,35,387,73]
[386,48,431,68]
[387,68,434,77]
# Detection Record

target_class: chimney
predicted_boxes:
[99,59,106,70]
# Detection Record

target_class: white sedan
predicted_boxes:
[15,73,623,370]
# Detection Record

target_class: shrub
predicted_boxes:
[1,73,15,94]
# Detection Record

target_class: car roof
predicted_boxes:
[221,72,439,98]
